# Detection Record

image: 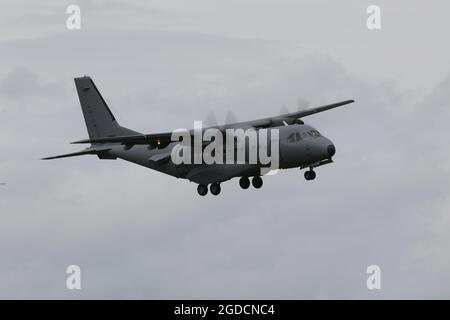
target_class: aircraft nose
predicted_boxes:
[327,144,336,157]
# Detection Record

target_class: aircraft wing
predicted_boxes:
[281,99,354,119]
[71,99,354,147]
[220,99,355,129]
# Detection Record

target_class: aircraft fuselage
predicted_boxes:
[100,124,335,185]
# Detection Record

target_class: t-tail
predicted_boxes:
[42,76,139,160]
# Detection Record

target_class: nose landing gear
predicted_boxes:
[304,169,316,181]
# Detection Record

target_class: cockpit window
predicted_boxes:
[288,130,320,142]
[301,130,321,139]
[310,130,321,137]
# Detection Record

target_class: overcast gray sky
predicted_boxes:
[0,0,449,299]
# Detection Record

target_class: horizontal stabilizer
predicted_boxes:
[42,147,111,160]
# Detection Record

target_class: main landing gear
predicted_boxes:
[239,176,263,190]
[210,182,221,195]
[239,177,250,189]
[197,176,265,196]
[252,176,263,189]
[197,182,221,196]
[197,184,208,196]
[304,169,316,181]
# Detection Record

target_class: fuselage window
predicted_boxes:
[295,132,301,141]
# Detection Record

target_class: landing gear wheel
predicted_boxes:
[197,184,208,196]
[252,176,263,189]
[210,183,221,195]
[239,177,250,189]
[304,170,316,181]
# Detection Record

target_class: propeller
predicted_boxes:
[279,104,289,115]
[204,110,218,127]
[279,97,310,114]
[204,109,240,127]
[225,110,238,124]
[275,97,309,125]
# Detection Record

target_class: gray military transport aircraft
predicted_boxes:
[43,76,354,196]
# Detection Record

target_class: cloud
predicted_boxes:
[0,2,449,299]
[0,66,68,102]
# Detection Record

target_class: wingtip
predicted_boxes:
[341,99,355,105]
